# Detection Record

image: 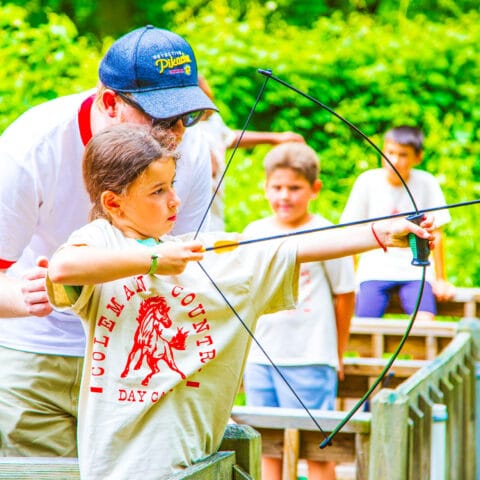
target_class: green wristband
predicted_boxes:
[148,254,159,275]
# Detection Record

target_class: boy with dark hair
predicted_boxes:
[341,125,454,320]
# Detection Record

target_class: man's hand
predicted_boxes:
[272,132,305,144]
[21,256,53,317]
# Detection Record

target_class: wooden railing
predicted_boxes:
[369,319,479,479]
[231,406,371,480]
[0,424,261,480]
[386,287,480,318]
[232,318,480,480]
[347,318,457,360]
[347,287,480,360]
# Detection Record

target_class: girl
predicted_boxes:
[47,123,433,479]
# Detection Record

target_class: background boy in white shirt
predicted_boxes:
[341,126,454,321]
[243,142,355,480]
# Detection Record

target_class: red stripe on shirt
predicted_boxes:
[186,381,200,388]
[0,259,15,269]
[78,94,95,146]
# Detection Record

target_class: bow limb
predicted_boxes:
[193,69,459,446]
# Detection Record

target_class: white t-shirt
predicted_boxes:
[340,168,450,283]
[192,113,236,231]
[244,215,355,369]
[47,219,298,479]
[0,91,212,356]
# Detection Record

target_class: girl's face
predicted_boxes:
[112,158,181,240]
[265,167,321,228]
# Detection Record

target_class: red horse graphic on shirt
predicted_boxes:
[121,296,189,386]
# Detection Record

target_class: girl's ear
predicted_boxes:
[101,190,122,217]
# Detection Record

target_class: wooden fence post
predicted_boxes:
[457,318,480,480]
[220,423,261,480]
[369,389,409,480]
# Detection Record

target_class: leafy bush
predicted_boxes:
[0,4,101,131]
[173,3,480,286]
[1,2,479,286]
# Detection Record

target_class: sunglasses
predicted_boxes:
[117,92,205,129]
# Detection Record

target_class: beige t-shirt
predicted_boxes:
[48,219,298,479]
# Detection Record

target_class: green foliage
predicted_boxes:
[1,2,479,287]
[172,4,480,285]
[3,0,479,37]
[0,4,101,131]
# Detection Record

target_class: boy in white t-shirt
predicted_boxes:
[46,124,433,478]
[341,126,455,321]
[243,142,355,480]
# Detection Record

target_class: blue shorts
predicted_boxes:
[244,363,337,410]
[355,280,436,317]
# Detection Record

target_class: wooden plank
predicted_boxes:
[231,406,371,434]
[349,317,459,336]
[386,287,480,318]
[168,452,236,479]
[233,464,253,480]
[347,318,458,360]
[369,390,409,480]
[299,431,356,463]
[354,432,370,480]
[0,458,79,479]
[339,358,426,400]
[282,429,299,480]
[343,357,427,376]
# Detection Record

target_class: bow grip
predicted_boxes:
[406,213,430,266]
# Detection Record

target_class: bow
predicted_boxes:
[192,69,478,447]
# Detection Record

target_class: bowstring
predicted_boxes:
[190,73,331,442]
[193,75,270,238]
[197,262,328,437]
[204,200,479,253]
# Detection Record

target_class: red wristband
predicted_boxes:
[371,223,388,252]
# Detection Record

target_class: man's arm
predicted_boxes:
[334,291,355,381]
[229,131,305,149]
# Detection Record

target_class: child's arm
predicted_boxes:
[334,291,355,381]
[48,241,204,285]
[296,217,434,263]
[431,228,456,301]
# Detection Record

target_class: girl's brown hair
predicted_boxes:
[83,123,179,221]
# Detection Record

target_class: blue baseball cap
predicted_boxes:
[99,26,217,119]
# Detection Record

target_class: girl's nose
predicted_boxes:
[169,189,181,208]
